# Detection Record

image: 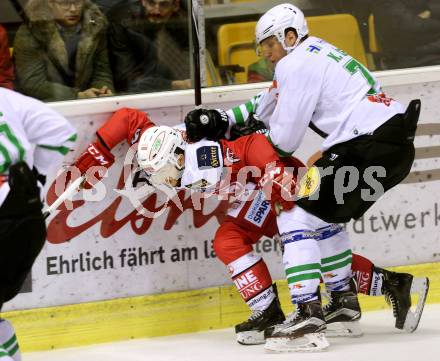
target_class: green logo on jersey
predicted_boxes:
[0,123,26,172]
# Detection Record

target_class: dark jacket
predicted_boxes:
[0,25,14,90]
[373,0,440,68]
[108,0,190,93]
[13,0,114,101]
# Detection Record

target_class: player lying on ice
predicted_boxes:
[56,106,429,351]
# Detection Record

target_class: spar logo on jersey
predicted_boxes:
[244,191,271,227]
[196,146,220,169]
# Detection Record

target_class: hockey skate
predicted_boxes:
[323,280,363,337]
[381,269,429,332]
[235,284,285,345]
[264,299,329,352]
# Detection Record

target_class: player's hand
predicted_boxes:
[229,112,268,140]
[70,141,115,189]
[259,163,296,215]
[184,108,229,142]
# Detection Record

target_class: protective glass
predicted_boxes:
[52,0,85,9]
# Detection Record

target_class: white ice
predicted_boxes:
[25,304,440,361]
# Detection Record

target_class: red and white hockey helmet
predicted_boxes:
[255,3,308,53]
[136,126,186,186]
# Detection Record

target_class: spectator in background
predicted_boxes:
[0,25,15,90]
[108,0,192,93]
[373,0,440,69]
[13,0,114,102]
[93,0,128,14]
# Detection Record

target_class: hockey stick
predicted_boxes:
[43,175,85,219]
[190,0,202,107]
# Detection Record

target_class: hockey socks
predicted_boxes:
[0,320,21,361]
[228,253,275,311]
[351,254,384,296]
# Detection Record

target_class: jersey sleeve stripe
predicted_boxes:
[245,101,254,114]
[232,106,245,126]
[37,144,70,155]
[68,133,78,141]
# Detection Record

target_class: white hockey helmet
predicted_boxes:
[137,126,186,186]
[255,3,308,53]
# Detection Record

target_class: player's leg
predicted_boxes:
[265,206,329,352]
[0,319,20,361]
[318,227,362,338]
[352,254,429,332]
[214,221,284,345]
[0,162,46,361]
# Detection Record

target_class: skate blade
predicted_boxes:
[236,330,265,345]
[264,333,330,353]
[325,321,363,338]
[403,277,429,333]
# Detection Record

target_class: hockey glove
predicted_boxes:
[68,141,115,189]
[229,113,268,141]
[259,162,296,215]
[184,108,229,142]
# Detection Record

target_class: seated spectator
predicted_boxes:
[247,57,274,83]
[108,0,191,93]
[373,0,440,69]
[0,25,15,90]
[13,0,114,101]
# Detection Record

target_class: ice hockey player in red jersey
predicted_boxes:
[58,107,428,348]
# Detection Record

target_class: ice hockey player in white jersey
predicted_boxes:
[0,88,76,361]
[184,3,422,353]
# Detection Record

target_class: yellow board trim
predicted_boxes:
[3,262,439,352]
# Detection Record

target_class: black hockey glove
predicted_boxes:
[184,108,229,142]
[229,112,268,140]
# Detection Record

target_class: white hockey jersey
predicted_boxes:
[227,36,405,155]
[0,88,76,206]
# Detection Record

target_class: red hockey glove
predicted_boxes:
[70,141,115,189]
[259,162,296,215]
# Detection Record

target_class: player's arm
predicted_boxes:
[96,107,155,149]
[228,134,296,214]
[67,108,155,187]
[185,84,277,142]
[267,63,321,156]
[19,92,77,178]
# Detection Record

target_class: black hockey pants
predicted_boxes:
[0,162,46,310]
[296,99,421,224]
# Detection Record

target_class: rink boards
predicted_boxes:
[3,66,440,351]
